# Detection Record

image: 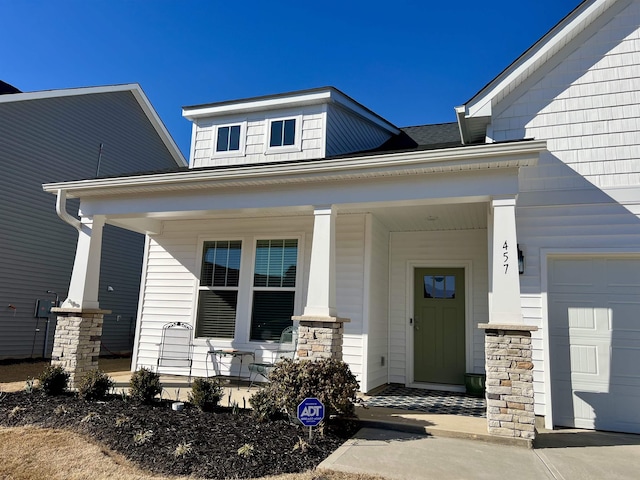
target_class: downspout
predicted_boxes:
[455,105,469,145]
[55,189,81,231]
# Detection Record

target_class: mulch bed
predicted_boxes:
[0,390,360,479]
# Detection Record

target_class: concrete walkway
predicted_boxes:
[319,427,640,479]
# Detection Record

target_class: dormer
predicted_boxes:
[183,87,400,169]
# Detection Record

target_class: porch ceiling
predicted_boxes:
[106,202,489,234]
[354,202,488,231]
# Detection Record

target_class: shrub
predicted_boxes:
[77,369,114,400]
[38,365,70,395]
[129,367,162,403]
[248,387,281,422]
[248,358,359,422]
[188,377,223,411]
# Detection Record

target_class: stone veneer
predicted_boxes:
[292,315,350,361]
[51,308,109,388]
[479,323,538,444]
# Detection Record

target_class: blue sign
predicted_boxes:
[297,397,325,427]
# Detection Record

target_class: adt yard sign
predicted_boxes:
[297,397,325,427]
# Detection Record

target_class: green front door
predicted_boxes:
[413,268,465,385]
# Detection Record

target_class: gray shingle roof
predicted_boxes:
[373,122,462,152]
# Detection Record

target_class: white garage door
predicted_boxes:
[549,256,640,434]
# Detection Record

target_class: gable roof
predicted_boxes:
[0,83,186,166]
[456,0,626,144]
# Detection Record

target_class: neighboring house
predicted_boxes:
[0,84,186,359]
[43,0,640,435]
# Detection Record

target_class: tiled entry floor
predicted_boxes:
[364,384,486,418]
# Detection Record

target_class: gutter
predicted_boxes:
[55,189,81,231]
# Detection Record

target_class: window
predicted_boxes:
[216,125,241,152]
[423,275,456,299]
[196,241,242,338]
[269,118,296,147]
[250,239,298,341]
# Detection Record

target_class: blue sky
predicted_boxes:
[2,0,581,157]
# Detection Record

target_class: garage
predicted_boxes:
[548,256,640,434]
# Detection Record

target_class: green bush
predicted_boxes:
[77,369,114,400]
[38,365,70,396]
[248,387,281,422]
[129,367,162,403]
[188,377,223,411]
[248,358,359,422]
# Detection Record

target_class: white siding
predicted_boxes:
[134,214,368,382]
[492,1,640,193]
[326,104,392,157]
[365,214,390,392]
[191,105,325,168]
[336,214,367,384]
[490,1,640,417]
[388,230,488,385]
[0,91,179,360]
[516,200,640,415]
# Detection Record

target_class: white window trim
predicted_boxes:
[248,234,304,343]
[192,237,244,342]
[212,120,247,158]
[191,232,305,347]
[264,115,303,154]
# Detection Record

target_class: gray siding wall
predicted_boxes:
[326,104,392,157]
[0,90,179,360]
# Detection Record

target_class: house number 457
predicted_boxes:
[503,241,509,274]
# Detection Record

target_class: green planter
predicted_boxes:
[464,373,486,397]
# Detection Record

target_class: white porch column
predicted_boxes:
[481,196,537,444]
[488,197,522,324]
[303,205,337,317]
[61,214,106,310]
[293,205,349,361]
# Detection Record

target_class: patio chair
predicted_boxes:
[156,321,194,383]
[248,325,298,388]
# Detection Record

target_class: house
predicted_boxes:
[0,83,186,360]
[43,0,640,438]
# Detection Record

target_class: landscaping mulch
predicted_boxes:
[0,390,360,479]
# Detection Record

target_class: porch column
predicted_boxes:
[293,205,350,360]
[61,214,106,310]
[488,197,522,325]
[481,196,537,445]
[52,214,108,387]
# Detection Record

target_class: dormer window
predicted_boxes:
[217,125,241,152]
[270,119,296,147]
[265,115,302,154]
[212,121,246,157]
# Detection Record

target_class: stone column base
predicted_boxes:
[292,315,350,361]
[51,307,110,388]
[479,323,538,444]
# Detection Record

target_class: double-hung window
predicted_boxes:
[196,240,242,338]
[250,239,298,341]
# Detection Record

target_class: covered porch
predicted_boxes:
[43,140,544,443]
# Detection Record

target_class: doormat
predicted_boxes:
[365,384,486,418]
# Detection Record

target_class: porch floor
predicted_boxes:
[363,384,486,418]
